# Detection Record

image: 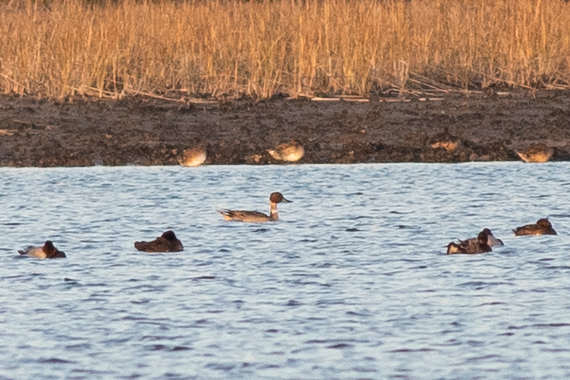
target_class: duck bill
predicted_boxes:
[282,197,292,203]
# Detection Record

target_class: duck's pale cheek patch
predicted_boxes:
[446,244,461,254]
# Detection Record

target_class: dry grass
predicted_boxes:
[1,0,569,99]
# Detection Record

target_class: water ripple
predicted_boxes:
[2,163,570,379]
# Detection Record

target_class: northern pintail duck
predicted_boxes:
[447,231,492,254]
[218,192,291,222]
[429,127,459,152]
[19,241,66,259]
[516,143,554,163]
[134,230,184,252]
[458,228,504,249]
[513,218,557,236]
[179,146,207,167]
[267,140,304,162]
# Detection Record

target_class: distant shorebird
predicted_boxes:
[134,230,184,252]
[513,218,557,236]
[179,146,207,167]
[19,241,66,259]
[267,140,304,162]
[429,127,459,152]
[218,192,292,222]
[516,143,554,163]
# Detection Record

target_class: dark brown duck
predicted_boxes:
[447,231,492,254]
[458,228,504,250]
[134,230,184,252]
[513,218,557,236]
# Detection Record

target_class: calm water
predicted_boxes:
[1,163,570,379]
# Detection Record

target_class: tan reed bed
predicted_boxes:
[0,0,569,100]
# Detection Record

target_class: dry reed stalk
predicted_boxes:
[0,0,569,99]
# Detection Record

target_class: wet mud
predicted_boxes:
[0,91,569,167]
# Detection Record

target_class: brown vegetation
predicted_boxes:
[1,0,569,99]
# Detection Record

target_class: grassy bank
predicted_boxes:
[1,0,569,99]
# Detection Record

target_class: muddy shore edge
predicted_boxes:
[0,92,569,167]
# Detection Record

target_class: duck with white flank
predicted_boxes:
[218,192,291,222]
[134,230,184,252]
[447,231,492,254]
[513,218,557,236]
[19,241,66,259]
[267,140,304,162]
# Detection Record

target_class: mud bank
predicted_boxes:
[0,92,569,167]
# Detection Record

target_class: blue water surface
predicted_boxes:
[1,163,570,380]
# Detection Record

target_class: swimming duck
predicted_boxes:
[18,241,66,259]
[429,127,459,152]
[179,146,207,167]
[218,192,291,222]
[458,228,504,249]
[447,231,492,254]
[516,143,554,163]
[267,140,304,162]
[513,218,557,236]
[134,230,184,252]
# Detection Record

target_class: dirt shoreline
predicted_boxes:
[0,92,569,167]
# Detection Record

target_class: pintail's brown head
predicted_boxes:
[270,192,291,204]
[537,218,552,228]
[482,228,494,236]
